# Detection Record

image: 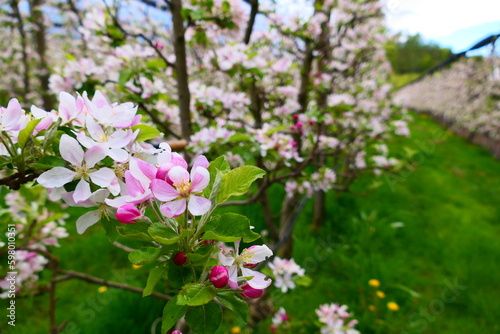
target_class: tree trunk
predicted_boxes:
[30,0,54,110]
[171,0,193,141]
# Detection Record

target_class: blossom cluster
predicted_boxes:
[316,303,359,334]
[268,256,305,293]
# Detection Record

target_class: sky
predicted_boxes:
[383,0,500,54]
[274,0,499,55]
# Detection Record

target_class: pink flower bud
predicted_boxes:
[173,252,187,266]
[209,266,229,288]
[172,331,182,334]
[296,121,303,129]
[293,114,299,120]
[270,325,277,331]
[116,204,141,224]
[241,283,264,299]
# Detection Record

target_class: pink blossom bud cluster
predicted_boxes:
[215,240,273,298]
[0,251,48,298]
[268,257,305,293]
[270,307,289,331]
[315,303,359,334]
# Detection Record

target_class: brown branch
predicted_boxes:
[243,0,258,44]
[0,169,39,190]
[56,270,171,301]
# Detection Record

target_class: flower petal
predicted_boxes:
[190,167,210,193]
[246,245,273,263]
[151,179,179,202]
[76,210,101,234]
[84,145,107,168]
[187,195,211,216]
[73,179,92,203]
[168,166,189,185]
[241,268,272,289]
[108,148,129,163]
[37,167,76,188]
[60,134,84,166]
[192,155,209,169]
[227,265,239,290]
[159,198,186,218]
[89,167,116,188]
[85,115,105,142]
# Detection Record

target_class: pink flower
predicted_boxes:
[0,98,28,132]
[37,134,118,203]
[151,156,211,218]
[218,240,273,290]
[116,204,142,224]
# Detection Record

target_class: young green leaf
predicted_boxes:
[143,265,167,297]
[131,124,161,142]
[185,302,222,334]
[116,222,153,242]
[168,258,194,289]
[216,166,265,204]
[216,291,249,323]
[202,213,260,243]
[148,223,180,245]
[18,119,41,149]
[128,246,162,265]
[161,296,188,333]
[177,283,217,306]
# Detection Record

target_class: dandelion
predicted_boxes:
[387,302,400,311]
[97,286,108,293]
[368,279,380,288]
[376,291,386,299]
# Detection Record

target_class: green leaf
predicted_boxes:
[203,213,260,243]
[101,219,121,242]
[294,275,312,287]
[216,292,249,322]
[146,58,167,71]
[148,223,180,245]
[18,119,41,149]
[128,246,162,265]
[161,296,188,333]
[265,124,287,136]
[143,265,166,297]
[118,69,133,87]
[116,222,153,242]
[227,133,251,143]
[221,0,231,13]
[132,124,161,142]
[203,156,230,198]
[30,156,67,172]
[216,166,265,204]
[185,302,222,334]
[177,283,216,306]
[168,258,194,289]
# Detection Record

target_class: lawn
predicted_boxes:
[5,112,500,333]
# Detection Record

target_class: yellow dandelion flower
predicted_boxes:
[97,286,108,293]
[376,291,386,299]
[368,305,376,311]
[230,326,241,334]
[368,279,380,288]
[387,302,399,311]
[132,264,142,270]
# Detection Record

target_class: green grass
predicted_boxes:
[4,112,500,333]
